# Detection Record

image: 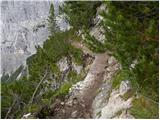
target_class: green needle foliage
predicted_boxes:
[101,1,158,118]
[60,1,101,30]
[47,3,59,35]
[102,0,158,98]
[1,28,86,119]
[83,31,106,53]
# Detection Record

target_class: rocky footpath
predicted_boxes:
[45,4,135,118]
[46,52,134,119]
[37,52,110,118]
[22,53,134,119]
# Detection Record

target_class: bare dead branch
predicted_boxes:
[5,99,16,119]
[29,70,48,104]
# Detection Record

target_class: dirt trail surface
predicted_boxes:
[47,42,110,118]
[70,41,109,104]
[71,53,109,104]
[71,41,94,56]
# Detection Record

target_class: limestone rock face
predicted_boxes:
[1,1,51,74]
[100,88,133,119]
[1,0,69,75]
[89,4,107,43]
[93,80,134,119]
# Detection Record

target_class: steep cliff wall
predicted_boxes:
[1,1,51,74]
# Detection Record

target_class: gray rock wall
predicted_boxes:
[1,0,52,74]
[1,0,70,75]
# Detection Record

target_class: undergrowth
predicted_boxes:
[129,96,159,119]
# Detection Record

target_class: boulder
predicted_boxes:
[72,62,83,74]
[119,80,131,95]
[57,57,70,72]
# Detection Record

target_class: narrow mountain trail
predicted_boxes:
[50,41,110,118]
[71,41,109,105]
[71,41,94,56]
[70,52,109,105]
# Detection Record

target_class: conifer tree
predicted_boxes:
[47,3,59,35]
[60,1,101,30]
[102,1,159,102]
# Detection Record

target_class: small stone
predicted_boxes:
[119,80,131,95]
[81,103,85,108]
[61,102,64,105]
[108,56,117,65]
[130,59,138,69]
[62,109,65,114]
[71,110,78,118]
[66,100,73,106]
[22,113,31,119]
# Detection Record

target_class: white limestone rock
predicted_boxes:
[89,4,107,43]
[100,89,133,119]
[57,57,70,72]
[71,110,78,118]
[119,80,131,95]
[130,59,138,69]
[90,26,105,43]
[22,113,33,119]
[108,56,117,65]
[93,79,133,119]
[72,62,83,74]
[98,80,133,119]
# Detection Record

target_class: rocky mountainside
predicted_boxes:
[1,0,69,75]
[1,1,50,74]
[1,1,158,119]
[22,5,135,119]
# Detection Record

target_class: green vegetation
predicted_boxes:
[1,29,87,118]
[102,1,158,67]
[1,76,34,118]
[69,45,84,65]
[121,89,135,101]
[1,65,24,83]
[47,3,59,34]
[96,111,102,118]
[130,96,159,119]
[60,1,101,30]
[102,2,158,118]
[83,31,106,53]
[112,70,131,89]
[1,30,87,118]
